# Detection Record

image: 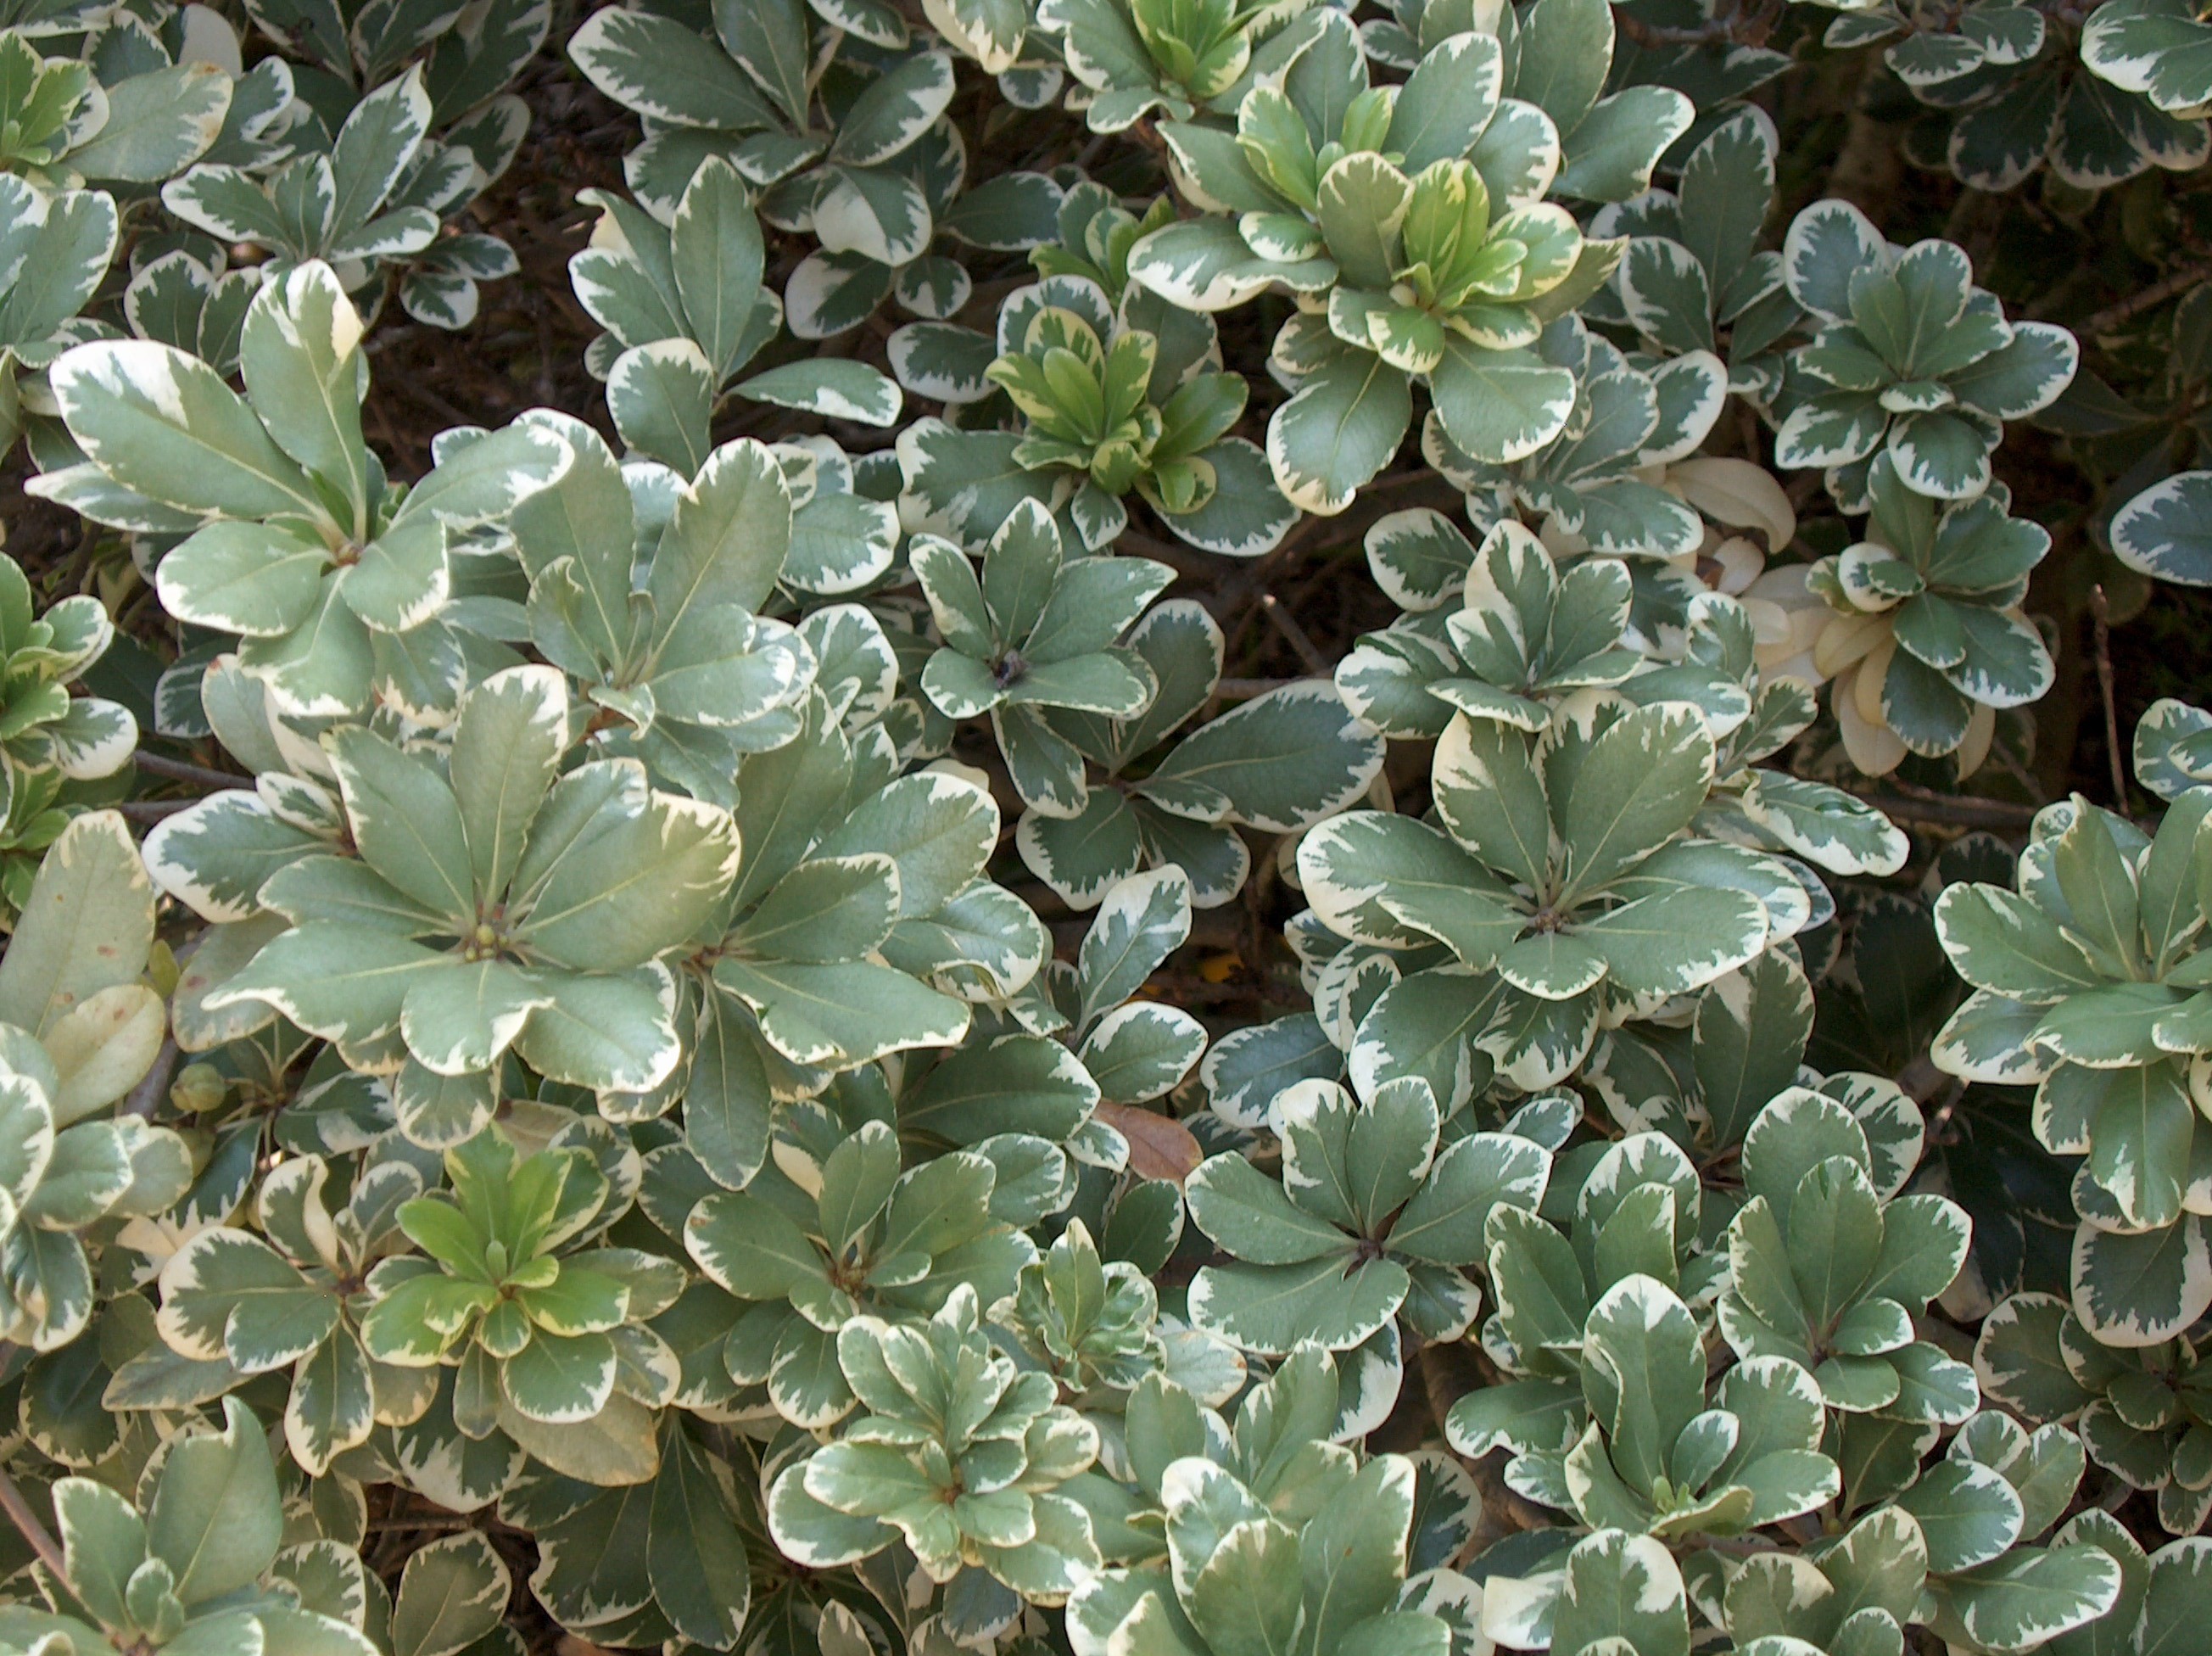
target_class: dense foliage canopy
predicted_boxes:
[3,0,2212,1652]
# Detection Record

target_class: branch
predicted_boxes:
[1113,528,1229,589]
[0,1456,65,1584]
[1896,1054,1953,1106]
[118,799,202,822]
[1852,791,2038,832]
[1256,594,1332,676]
[131,752,243,792]
[2076,261,2212,338]
[2090,585,2130,810]
[121,1036,180,1122]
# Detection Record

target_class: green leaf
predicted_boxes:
[1189,1253,1408,1353]
[500,1328,617,1423]
[1934,883,2104,999]
[51,339,319,521]
[1129,215,1288,311]
[154,521,328,638]
[814,772,998,917]
[1389,1133,1550,1266]
[1388,32,1505,171]
[1901,1458,2025,1573]
[145,1397,283,1604]
[2137,1537,2212,1656]
[1573,886,1769,998]
[1078,866,1192,1025]
[719,957,969,1068]
[1081,1004,1206,1103]
[449,666,568,904]
[737,360,902,426]
[285,1324,375,1478]
[815,165,934,266]
[1148,681,1382,832]
[401,959,550,1077]
[513,969,686,1093]
[1432,713,1550,890]
[735,854,900,964]
[567,9,783,130]
[1517,0,1617,135]
[510,762,737,971]
[328,727,475,921]
[1554,702,1716,901]
[2113,470,2212,587]
[2071,1216,2212,1346]
[1550,1529,1691,1656]
[1172,1492,1303,1653]
[1302,1457,1418,1648]
[237,262,367,526]
[609,341,713,475]
[1186,1151,1352,1264]
[903,1035,1098,1144]
[204,921,436,1052]
[685,1190,833,1301]
[1947,1544,2123,1653]
[652,436,793,624]
[668,155,765,382]
[830,53,956,166]
[0,811,155,1039]
[648,1424,751,1648]
[390,1532,510,1656]
[1202,1015,1341,1128]
[69,62,231,184]
[1620,237,1717,354]
[1556,87,1694,203]
[1428,338,1578,467]
[1315,154,1412,291]
[53,1476,145,1631]
[1267,348,1411,514]
[156,1228,336,1372]
[1583,1275,1706,1494]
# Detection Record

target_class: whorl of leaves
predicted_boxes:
[0,2,2210,1654]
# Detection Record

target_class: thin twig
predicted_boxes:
[1854,792,2038,831]
[1258,594,1332,676]
[2076,261,2212,338]
[0,1463,65,1582]
[1896,1054,1951,1105]
[1114,528,1225,589]
[2091,585,2129,810]
[122,1037,180,1122]
[132,752,243,791]
[1924,1077,1969,1144]
[118,799,202,822]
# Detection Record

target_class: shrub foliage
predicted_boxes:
[1,0,2211,1653]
